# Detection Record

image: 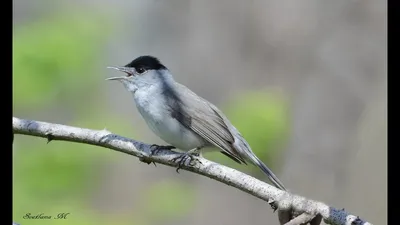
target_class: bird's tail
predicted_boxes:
[252,155,286,191]
[230,128,287,190]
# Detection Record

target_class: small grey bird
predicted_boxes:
[106,55,286,190]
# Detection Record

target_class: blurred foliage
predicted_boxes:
[12,12,112,109]
[137,181,195,223]
[12,10,130,225]
[206,90,290,176]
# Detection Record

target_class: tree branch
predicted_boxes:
[12,117,373,225]
[284,212,322,225]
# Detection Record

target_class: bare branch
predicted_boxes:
[12,117,373,225]
[284,213,318,225]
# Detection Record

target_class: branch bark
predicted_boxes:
[12,117,373,225]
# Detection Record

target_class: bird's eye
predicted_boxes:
[136,67,146,74]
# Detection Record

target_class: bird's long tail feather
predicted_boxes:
[253,155,286,190]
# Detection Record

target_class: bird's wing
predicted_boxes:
[169,84,247,164]
[166,84,286,190]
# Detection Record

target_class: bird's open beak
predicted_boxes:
[106,66,132,80]
[106,76,125,81]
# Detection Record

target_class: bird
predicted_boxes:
[106,55,286,190]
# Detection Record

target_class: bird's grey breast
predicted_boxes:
[132,86,205,150]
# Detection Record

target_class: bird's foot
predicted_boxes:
[146,145,175,167]
[149,144,176,156]
[171,152,202,173]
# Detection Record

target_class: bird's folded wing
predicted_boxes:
[189,111,247,164]
[170,85,247,164]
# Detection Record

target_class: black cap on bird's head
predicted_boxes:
[106,55,168,80]
[125,55,167,71]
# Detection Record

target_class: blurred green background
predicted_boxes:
[13,1,386,225]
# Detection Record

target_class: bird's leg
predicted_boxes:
[187,148,201,156]
[147,144,176,167]
[171,147,203,173]
[149,144,176,156]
